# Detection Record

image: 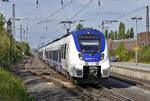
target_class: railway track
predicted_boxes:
[97,84,133,101]
[24,57,94,101]
[110,73,150,91]
[24,56,134,101]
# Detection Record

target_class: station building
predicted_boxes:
[137,32,150,46]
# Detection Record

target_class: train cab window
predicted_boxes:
[78,35,101,53]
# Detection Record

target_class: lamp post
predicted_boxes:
[131,16,142,65]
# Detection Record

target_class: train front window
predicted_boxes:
[78,35,101,53]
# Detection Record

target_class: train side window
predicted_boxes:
[63,45,65,59]
[48,51,49,58]
[61,45,63,59]
[64,44,67,59]
[66,43,69,54]
[49,51,51,60]
[46,51,48,58]
[51,51,53,61]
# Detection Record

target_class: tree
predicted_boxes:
[105,29,108,39]
[0,14,6,33]
[76,23,83,30]
[0,13,30,68]
[108,30,114,39]
[118,22,126,40]
[114,30,118,40]
[129,27,134,38]
[126,29,130,39]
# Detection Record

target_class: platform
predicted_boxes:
[110,62,150,81]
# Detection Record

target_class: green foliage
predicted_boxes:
[0,68,34,101]
[129,27,134,38]
[117,44,134,62]
[126,29,130,39]
[0,13,32,101]
[106,23,134,40]
[138,46,150,63]
[108,30,114,39]
[0,13,31,68]
[109,44,135,62]
[118,22,126,40]
[109,48,117,56]
[0,14,6,33]
[114,31,117,40]
[0,33,10,67]
[105,29,108,39]
[76,23,83,30]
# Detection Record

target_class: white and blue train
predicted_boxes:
[38,28,110,83]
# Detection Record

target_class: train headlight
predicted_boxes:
[78,53,84,60]
[76,70,82,76]
[101,53,104,60]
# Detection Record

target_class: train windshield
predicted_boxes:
[78,35,101,53]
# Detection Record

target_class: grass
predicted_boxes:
[0,68,34,101]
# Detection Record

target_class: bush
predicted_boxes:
[0,68,34,101]
[117,44,135,62]
[109,48,117,56]
[0,33,10,67]
[109,44,135,62]
[138,45,150,63]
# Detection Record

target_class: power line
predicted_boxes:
[29,0,74,30]
[40,0,74,22]
[70,0,94,20]
[111,5,146,21]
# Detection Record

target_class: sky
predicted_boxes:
[0,0,150,49]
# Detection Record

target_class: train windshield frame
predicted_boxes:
[78,34,102,53]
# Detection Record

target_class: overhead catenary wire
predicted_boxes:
[111,5,146,21]
[39,0,75,23]
[70,0,94,20]
[29,0,74,30]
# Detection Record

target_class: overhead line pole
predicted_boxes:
[20,24,22,42]
[20,24,23,56]
[26,24,28,42]
[146,6,149,45]
[23,29,25,42]
[12,4,16,59]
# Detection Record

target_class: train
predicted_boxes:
[38,28,110,83]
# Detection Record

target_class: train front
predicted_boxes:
[70,29,110,83]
